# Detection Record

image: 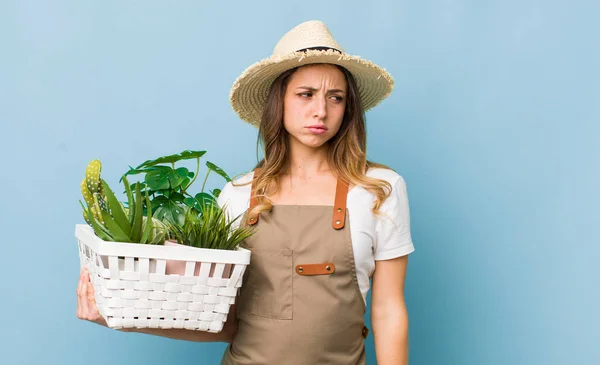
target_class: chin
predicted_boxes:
[298,135,330,148]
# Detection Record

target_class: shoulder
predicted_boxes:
[359,166,410,215]
[365,166,406,191]
[217,170,255,211]
[227,170,255,190]
[349,166,408,214]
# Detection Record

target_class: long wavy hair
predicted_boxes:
[233,63,394,216]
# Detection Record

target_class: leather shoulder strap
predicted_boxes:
[332,178,349,230]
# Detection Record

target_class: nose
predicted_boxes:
[312,95,327,120]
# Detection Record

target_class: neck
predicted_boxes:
[286,136,330,179]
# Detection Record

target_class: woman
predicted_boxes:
[76,20,414,364]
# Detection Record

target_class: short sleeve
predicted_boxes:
[374,176,415,260]
[216,175,254,231]
[216,181,239,228]
[216,181,232,209]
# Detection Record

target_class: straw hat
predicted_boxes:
[229,20,395,127]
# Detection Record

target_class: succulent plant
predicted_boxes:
[80,160,167,244]
[80,160,107,225]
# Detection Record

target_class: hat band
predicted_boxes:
[296,46,342,54]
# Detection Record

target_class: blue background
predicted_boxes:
[1,1,598,364]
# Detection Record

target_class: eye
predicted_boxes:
[298,92,312,98]
[330,95,344,103]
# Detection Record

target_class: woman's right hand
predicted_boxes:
[76,268,107,327]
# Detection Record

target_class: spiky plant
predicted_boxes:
[80,159,106,225]
[79,159,167,244]
[165,203,254,250]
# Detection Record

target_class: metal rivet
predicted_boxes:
[326,265,331,271]
[337,208,342,212]
[336,220,341,225]
[298,267,303,272]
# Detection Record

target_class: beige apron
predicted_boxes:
[221,170,368,365]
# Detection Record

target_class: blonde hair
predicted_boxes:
[233,64,394,217]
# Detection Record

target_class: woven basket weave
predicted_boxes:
[75,224,250,333]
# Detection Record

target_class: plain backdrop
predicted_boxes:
[1,1,598,364]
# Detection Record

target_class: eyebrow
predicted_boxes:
[296,86,346,94]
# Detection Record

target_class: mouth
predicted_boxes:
[305,125,328,130]
[305,125,328,135]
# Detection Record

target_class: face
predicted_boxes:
[282,64,347,149]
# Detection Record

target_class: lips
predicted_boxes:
[305,125,327,130]
[306,125,327,135]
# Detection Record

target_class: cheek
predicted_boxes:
[283,103,302,130]
[284,101,305,122]
[332,105,345,124]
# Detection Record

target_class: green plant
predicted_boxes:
[80,159,106,225]
[164,203,254,251]
[120,150,231,229]
[80,160,167,244]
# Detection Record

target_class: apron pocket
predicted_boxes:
[249,249,293,320]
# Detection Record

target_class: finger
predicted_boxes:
[76,270,85,318]
[88,283,101,320]
[77,269,84,297]
[86,282,98,320]
[80,275,92,319]
[86,280,96,304]
[86,272,96,304]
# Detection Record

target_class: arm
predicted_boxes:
[76,268,237,343]
[370,255,410,365]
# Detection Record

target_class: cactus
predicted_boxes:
[92,193,105,225]
[79,159,112,236]
[85,160,102,194]
[80,159,167,244]
[85,160,107,211]
[80,179,94,207]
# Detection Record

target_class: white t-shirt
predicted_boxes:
[217,167,415,305]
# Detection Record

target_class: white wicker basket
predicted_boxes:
[75,224,250,333]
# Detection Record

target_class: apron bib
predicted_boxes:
[221,170,368,365]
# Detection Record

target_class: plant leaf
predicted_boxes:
[130,183,143,242]
[145,169,171,190]
[101,179,131,237]
[175,167,189,179]
[149,195,169,213]
[145,167,185,190]
[100,211,130,242]
[80,201,113,241]
[122,176,135,223]
[211,188,222,199]
[169,192,185,203]
[206,161,231,182]
[183,197,196,208]
[180,177,191,190]
[119,166,151,182]
[194,192,216,209]
[134,150,207,169]
[153,202,188,227]
[140,189,154,244]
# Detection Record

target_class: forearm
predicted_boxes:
[372,305,409,365]
[120,327,232,343]
[95,316,235,343]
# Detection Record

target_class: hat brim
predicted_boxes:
[229,49,394,127]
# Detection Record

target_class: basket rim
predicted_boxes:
[75,224,251,264]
